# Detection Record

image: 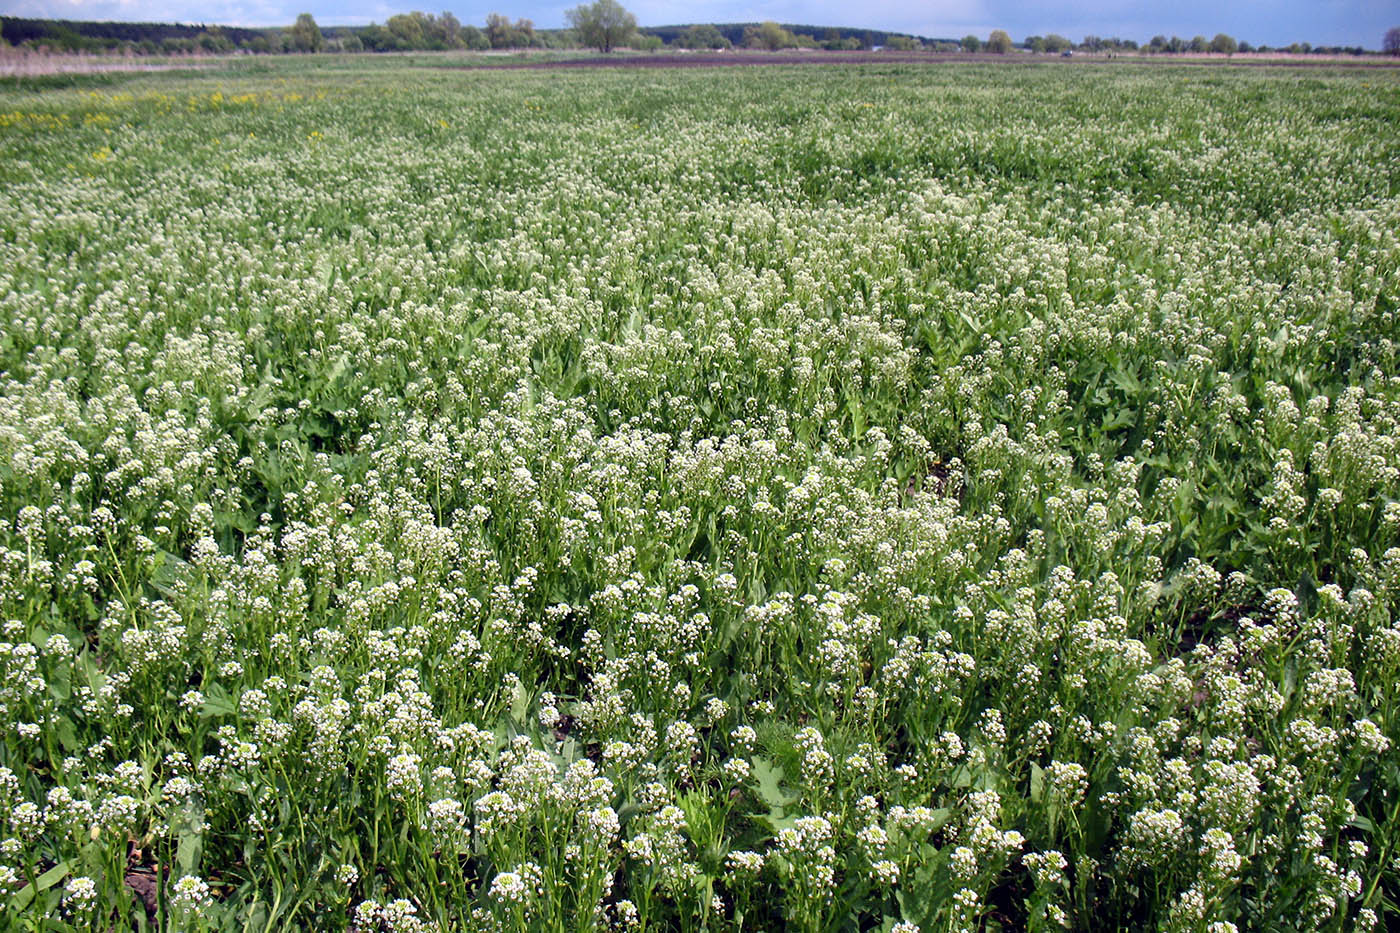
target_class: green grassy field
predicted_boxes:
[1,56,1399,931]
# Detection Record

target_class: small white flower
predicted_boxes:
[65,876,97,909]
[170,874,212,911]
[490,870,526,903]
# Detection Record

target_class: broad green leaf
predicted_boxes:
[11,861,67,912]
[750,756,797,809]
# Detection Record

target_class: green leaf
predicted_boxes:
[177,801,206,875]
[509,678,530,724]
[11,861,68,912]
[150,549,193,600]
[201,682,237,719]
[750,756,797,809]
[46,664,72,702]
[1109,367,1142,395]
[54,716,78,752]
[1099,408,1136,432]
[177,830,204,875]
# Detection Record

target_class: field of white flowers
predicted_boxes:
[0,57,1398,931]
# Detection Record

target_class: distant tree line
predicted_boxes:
[0,14,927,56]
[1,16,261,54]
[0,14,1389,58]
[647,23,916,50]
[1012,31,1377,56]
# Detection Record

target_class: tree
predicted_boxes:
[386,14,425,48]
[986,29,1012,54]
[1188,35,1208,52]
[1210,33,1237,54]
[744,21,797,51]
[482,13,536,48]
[1043,34,1072,53]
[199,27,233,53]
[357,23,387,50]
[566,0,637,53]
[461,25,489,50]
[1385,27,1400,56]
[960,34,981,52]
[676,24,730,50]
[289,12,323,53]
[485,13,512,48]
[439,11,462,46]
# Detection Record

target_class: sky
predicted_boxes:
[3,0,1395,48]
